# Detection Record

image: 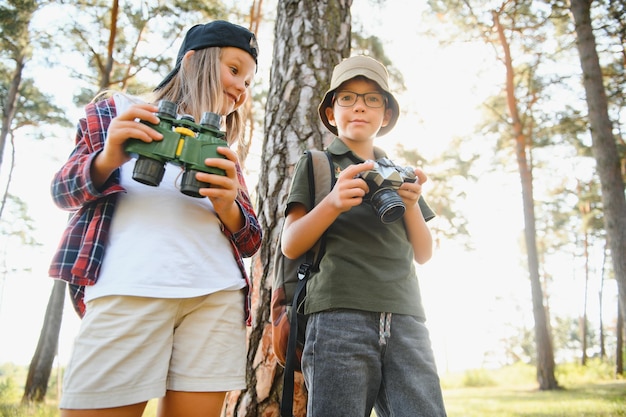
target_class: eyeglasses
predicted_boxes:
[334,91,387,108]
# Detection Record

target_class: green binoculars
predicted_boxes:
[124,100,227,198]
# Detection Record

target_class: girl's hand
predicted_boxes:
[196,147,244,231]
[103,103,163,168]
[397,167,427,209]
[92,103,163,188]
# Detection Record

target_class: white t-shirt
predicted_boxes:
[85,94,243,302]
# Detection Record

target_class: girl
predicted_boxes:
[49,20,261,417]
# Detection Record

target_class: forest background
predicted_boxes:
[0,0,625,414]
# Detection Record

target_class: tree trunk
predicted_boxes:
[616,304,623,376]
[22,280,66,403]
[492,10,559,390]
[582,230,589,366]
[0,59,23,169]
[224,1,352,416]
[570,0,626,329]
[239,0,264,166]
[101,0,119,91]
[0,0,37,169]
[599,242,607,359]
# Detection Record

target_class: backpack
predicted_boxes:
[270,149,335,417]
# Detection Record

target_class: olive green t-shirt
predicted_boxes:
[285,138,435,319]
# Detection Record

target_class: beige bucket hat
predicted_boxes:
[318,55,400,137]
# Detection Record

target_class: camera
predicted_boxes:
[124,100,227,198]
[357,157,417,224]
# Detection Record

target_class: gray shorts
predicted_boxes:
[60,291,246,409]
[302,309,447,417]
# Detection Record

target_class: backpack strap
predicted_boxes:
[305,149,334,269]
[309,149,335,204]
[281,149,333,417]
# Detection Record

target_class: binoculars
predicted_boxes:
[124,100,227,198]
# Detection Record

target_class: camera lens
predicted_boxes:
[370,188,405,224]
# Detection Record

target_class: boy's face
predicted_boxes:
[325,77,392,143]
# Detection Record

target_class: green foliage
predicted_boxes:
[0,0,72,135]
[394,137,478,249]
[0,194,39,247]
[12,78,73,131]
[462,368,497,387]
[0,377,20,404]
[0,364,62,417]
[351,33,406,93]
[556,358,617,387]
[0,0,37,60]
[441,360,622,391]
[43,0,236,100]
[492,362,542,386]
[0,403,59,417]
[441,362,538,389]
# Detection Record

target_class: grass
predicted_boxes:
[436,360,626,417]
[1,361,625,417]
[442,381,626,417]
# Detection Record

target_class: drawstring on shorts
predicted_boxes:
[378,312,392,345]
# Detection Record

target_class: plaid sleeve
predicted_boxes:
[222,161,262,258]
[51,97,124,211]
[48,97,124,318]
[219,162,261,326]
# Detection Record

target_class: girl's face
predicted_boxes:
[325,77,392,144]
[219,46,256,115]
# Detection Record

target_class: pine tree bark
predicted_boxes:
[225,1,352,416]
[570,0,626,332]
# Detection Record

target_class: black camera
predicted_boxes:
[357,157,417,224]
[124,100,227,198]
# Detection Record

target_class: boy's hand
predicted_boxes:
[326,161,375,213]
[397,167,427,209]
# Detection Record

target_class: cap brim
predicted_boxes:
[154,64,181,91]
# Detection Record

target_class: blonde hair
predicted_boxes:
[149,47,247,146]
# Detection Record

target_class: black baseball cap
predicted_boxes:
[155,20,259,91]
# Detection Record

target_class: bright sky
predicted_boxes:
[0,0,617,373]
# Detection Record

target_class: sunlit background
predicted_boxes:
[0,0,617,376]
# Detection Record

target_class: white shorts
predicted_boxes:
[60,290,246,409]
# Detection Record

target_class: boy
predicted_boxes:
[281,55,447,417]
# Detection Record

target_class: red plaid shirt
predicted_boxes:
[48,97,261,324]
